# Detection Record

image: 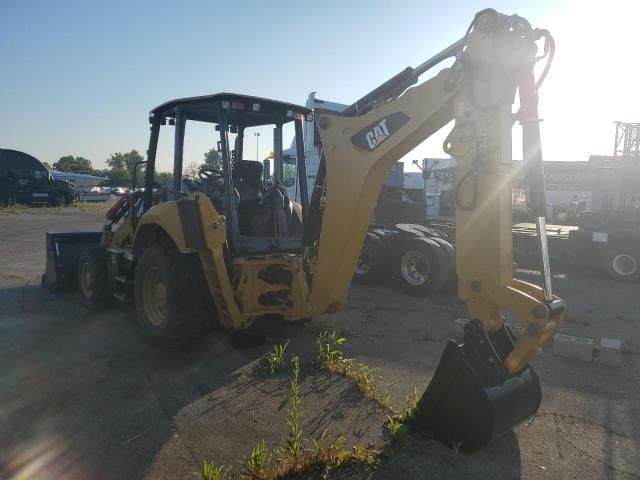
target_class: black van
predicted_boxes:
[0,149,75,206]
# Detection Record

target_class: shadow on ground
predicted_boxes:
[0,285,272,478]
[2,272,639,479]
[0,283,526,479]
[369,430,521,480]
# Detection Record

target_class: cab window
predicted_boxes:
[282,156,296,187]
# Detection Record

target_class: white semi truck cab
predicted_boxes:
[280,93,348,203]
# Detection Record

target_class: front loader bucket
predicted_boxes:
[411,321,541,452]
[43,232,102,292]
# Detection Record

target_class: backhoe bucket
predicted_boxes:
[43,232,102,292]
[411,321,541,452]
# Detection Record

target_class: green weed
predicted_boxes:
[386,414,403,436]
[259,340,290,374]
[0,201,30,214]
[243,440,272,479]
[386,385,421,438]
[199,461,231,480]
[0,199,108,214]
[315,330,392,411]
[195,337,385,480]
[315,330,346,367]
[286,355,303,463]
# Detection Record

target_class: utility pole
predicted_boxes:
[254,132,260,161]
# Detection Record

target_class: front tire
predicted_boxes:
[51,194,66,207]
[78,247,112,310]
[134,241,216,347]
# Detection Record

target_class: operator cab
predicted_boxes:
[145,93,312,254]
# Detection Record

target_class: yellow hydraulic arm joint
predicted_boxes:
[449,11,565,374]
[309,9,565,450]
[312,9,564,370]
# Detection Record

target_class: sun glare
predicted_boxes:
[538,0,640,161]
[404,0,640,168]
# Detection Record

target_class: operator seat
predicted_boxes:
[233,160,268,236]
[233,160,301,237]
[233,160,264,205]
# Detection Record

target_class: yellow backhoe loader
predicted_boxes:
[43,9,564,452]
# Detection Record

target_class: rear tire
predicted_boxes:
[430,237,457,292]
[353,232,389,285]
[604,247,640,282]
[134,241,217,348]
[395,237,449,296]
[78,247,112,310]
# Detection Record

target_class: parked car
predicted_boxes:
[0,149,75,206]
[77,186,114,202]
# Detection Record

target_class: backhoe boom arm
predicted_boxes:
[310,9,565,378]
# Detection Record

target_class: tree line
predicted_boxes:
[47,148,222,188]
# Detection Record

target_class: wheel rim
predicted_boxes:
[612,253,638,276]
[400,250,430,286]
[80,261,92,298]
[355,245,372,275]
[143,268,168,326]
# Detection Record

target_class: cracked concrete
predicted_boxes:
[1,206,639,479]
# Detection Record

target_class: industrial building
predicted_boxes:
[405,152,640,223]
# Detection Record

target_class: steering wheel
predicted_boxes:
[198,166,223,182]
[197,166,225,197]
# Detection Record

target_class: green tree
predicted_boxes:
[53,155,93,173]
[105,150,145,187]
[106,150,145,176]
[103,169,131,187]
[154,171,173,189]
[183,162,200,180]
[204,148,222,171]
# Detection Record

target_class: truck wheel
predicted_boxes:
[51,194,66,207]
[134,241,216,347]
[605,247,640,281]
[430,237,457,292]
[353,232,389,285]
[395,237,448,296]
[78,248,112,310]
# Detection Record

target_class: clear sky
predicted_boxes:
[1,0,638,173]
